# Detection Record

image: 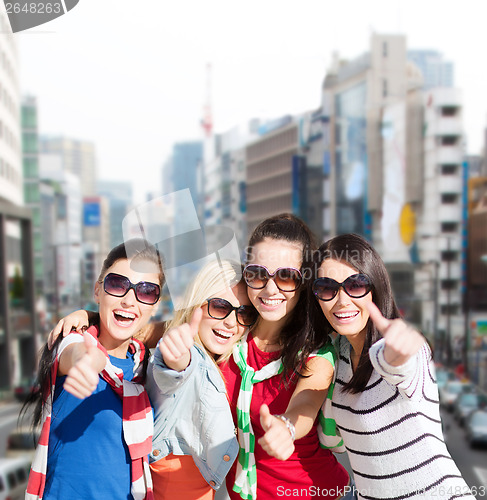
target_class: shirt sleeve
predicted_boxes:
[369,338,435,402]
[147,341,199,396]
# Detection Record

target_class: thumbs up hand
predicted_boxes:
[258,405,295,461]
[63,333,106,399]
[366,302,425,366]
[159,307,203,371]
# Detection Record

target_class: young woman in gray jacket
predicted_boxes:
[146,260,258,499]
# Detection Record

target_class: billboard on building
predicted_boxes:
[381,102,414,263]
[83,199,101,226]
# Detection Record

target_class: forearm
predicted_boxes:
[283,403,319,441]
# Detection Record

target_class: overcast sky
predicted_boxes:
[14,0,487,203]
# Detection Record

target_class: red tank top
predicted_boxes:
[220,335,349,500]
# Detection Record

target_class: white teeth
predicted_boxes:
[335,312,358,319]
[214,330,232,339]
[115,310,136,319]
[261,298,283,305]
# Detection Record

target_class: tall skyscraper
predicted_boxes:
[0,13,37,389]
[40,136,98,197]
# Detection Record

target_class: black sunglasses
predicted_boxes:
[101,273,161,305]
[312,274,372,301]
[206,298,258,327]
[243,264,302,292]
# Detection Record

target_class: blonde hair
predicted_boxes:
[166,259,245,365]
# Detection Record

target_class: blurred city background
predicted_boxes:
[0,0,487,491]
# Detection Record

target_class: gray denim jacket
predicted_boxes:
[145,342,238,490]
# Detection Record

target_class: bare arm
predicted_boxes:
[258,355,333,460]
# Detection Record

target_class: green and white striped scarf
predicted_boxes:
[232,334,338,500]
[317,337,345,453]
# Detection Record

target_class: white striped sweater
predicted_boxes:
[331,336,474,500]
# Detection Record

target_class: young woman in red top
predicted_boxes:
[221,214,351,500]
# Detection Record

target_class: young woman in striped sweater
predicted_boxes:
[311,233,474,500]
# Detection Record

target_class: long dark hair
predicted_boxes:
[22,238,163,428]
[247,213,329,381]
[312,233,401,393]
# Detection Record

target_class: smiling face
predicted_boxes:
[317,258,373,345]
[94,258,161,356]
[198,282,251,357]
[246,238,303,327]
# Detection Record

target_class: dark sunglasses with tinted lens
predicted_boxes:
[243,264,302,292]
[102,273,161,305]
[312,274,372,301]
[206,298,258,327]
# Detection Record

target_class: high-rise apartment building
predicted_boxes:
[0,13,37,389]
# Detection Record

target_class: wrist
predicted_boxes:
[274,414,296,441]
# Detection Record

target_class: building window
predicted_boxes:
[441,222,458,233]
[441,279,457,291]
[441,250,457,262]
[383,79,388,98]
[383,41,388,57]
[440,304,459,315]
[441,164,457,175]
[441,136,457,146]
[441,106,457,117]
[441,193,458,204]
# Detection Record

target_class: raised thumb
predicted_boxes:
[260,404,274,432]
[83,331,97,354]
[189,307,203,338]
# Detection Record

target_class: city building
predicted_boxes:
[82,196,110,303]
[203,121,259,252]
[39,136,97,197]
[97,180,133,248]
[164,141,203,212]
[21,96,43,293]
[310,34,465,363]
[245,115,302,235]
[416,88,465,363]
[407,49,454,89]
[0,12,37,389]
[39,153,83,317]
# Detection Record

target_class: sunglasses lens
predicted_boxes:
[244,265,268,289]
[276,268,302,291]
[312,278,338,301]
[237,306,258,326]
[135,282,161,304]
[344,274,371,298]
[208,298,232,319]
[104,274,130,296]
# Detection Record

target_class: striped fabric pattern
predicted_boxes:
[25,327,154,500]
[232,335,283,500]
[330,336,475,500]
[232,336,339,500]
[317,344,345,453]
